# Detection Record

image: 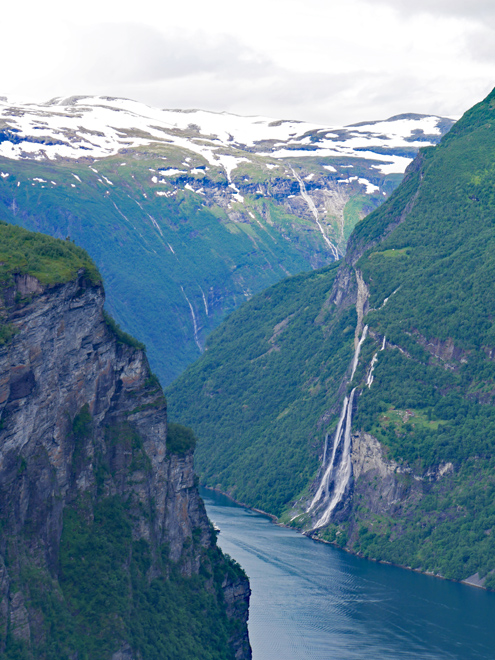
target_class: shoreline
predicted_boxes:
[201,484,490,592]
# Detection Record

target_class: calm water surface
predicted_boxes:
[201,487,495,660]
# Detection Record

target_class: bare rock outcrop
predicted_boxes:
[0,270,251,659]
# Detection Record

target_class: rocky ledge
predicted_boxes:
[0,268,250,659]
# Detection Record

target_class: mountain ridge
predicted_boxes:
[167,85,495,588]
[0,96,454,382]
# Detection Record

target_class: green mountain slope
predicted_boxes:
[0,99,452,383]
[167,86,495,587]
[166,263,354,514]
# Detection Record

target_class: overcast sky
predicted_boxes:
[2,0,494,124]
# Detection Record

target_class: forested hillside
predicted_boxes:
[0,97,451,383]
[167,86,495,587]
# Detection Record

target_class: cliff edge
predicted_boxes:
[0,222,251,659]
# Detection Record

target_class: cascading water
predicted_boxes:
[308,388,357,528]
[308,326,369,528]
[366,335,386,388]
[180,286,203,352]
[307,268,376,529]
[309,395,349,512]
[350,325,368,381]
[290,167,341,260]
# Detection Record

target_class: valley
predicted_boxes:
[0,97,452,383]
[2,87,495,658]
[168,86,495,588]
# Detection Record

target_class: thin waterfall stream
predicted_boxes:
[307,323,369,527]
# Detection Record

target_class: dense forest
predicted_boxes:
[168,86,495,586]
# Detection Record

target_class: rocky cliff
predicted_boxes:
[0,227,250,659]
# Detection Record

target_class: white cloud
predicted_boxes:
[0,0,493,124]
[374,0,495,21]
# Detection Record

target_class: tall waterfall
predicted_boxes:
[307,267,373,529]
[307,329,368,529]
[290,167,341,260]
[308,388,357,528]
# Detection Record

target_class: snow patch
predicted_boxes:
[159,169,187,176]
[0,97,446,179]
[358,177,380,194]
[214,154,249,182]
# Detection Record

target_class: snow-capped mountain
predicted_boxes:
[0,96,454,382]
[0,95,450,170]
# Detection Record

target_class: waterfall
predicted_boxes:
[366,335,386,388]
[350,325,368,382]
[309,395,349,512]
[290,167,341,260]
[308,389,357,528]
[308,311,371,527]
[180,286,203,353]
[199,285,209,316]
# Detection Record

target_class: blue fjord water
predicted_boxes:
[201,487,495,660]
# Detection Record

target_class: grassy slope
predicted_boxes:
[339,87,495,583]
[168,87,495,584]
[0,219,100,286]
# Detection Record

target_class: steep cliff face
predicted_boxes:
[0,253,250,658]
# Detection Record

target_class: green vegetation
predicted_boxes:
[0,156,340,384]
[3,498,240,660]
[349,458,495,582]
[0,322,18,345]
[167,263,355,515]
[0,219,100,286]
[103,310,145,350]
[347,87,495,468]
[326,87,495,582]
[167,422,197,455]
[169,86,495,584]
[2,416,243,660]
[59,497,238,660]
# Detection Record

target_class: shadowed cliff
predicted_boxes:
[0,222,251,660]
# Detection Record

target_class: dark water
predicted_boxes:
[201,487,495,660]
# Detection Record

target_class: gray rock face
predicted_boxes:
[0,271,251,658]
[350,431,407,516]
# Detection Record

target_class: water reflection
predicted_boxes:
[201,487,495,660]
